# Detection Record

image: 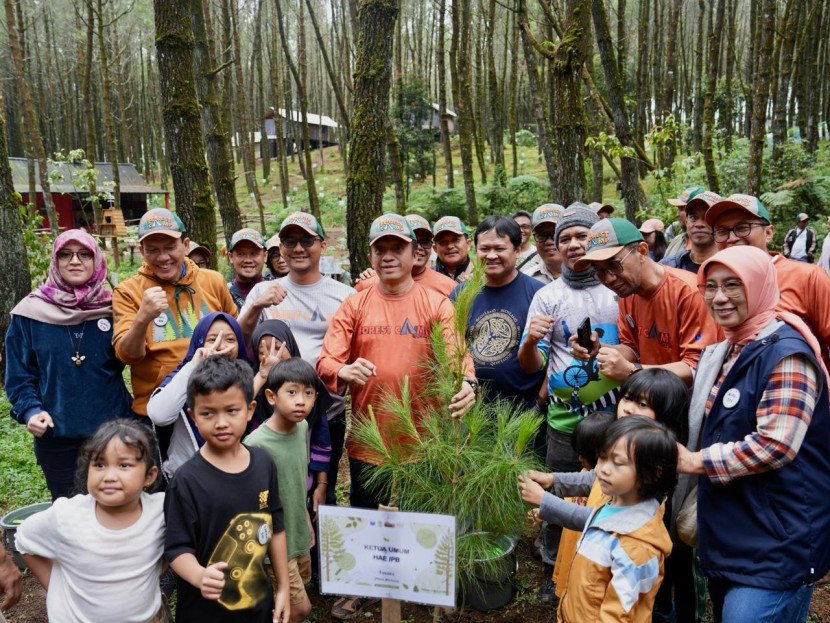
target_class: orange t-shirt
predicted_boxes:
[771,253,830,367]
[354,268,456,297]
[316,281,474,462]
[617,266,721,369]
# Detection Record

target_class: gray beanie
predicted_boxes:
[554,202,599,247]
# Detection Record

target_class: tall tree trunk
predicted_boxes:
[192,0,242,256]
[386,119,405,213]
[661,0,683,169]
[4,0,59,236]
[747,0,776,196]
[744,0,759,139]
[346,0,399,275]
[154,0,217,247]
[269,8,290,211]
[0,96,31,382]
[722,0,736,152]
[702,0,725,193]
[633,0,649,176]
[692,0,705,153]
[517,0,557,193]
[274,0,321,218]
[486,0,505,186]
[79,2,101,230]
[591,0,643,221]
[552,0,589,204]
[95,0,122,215]
[436,0,454,187]
[805,0,826,152]
[471,12,488,185]
[450,0,478,224]
[771,0,799,166]
[616,0,626,81]
[254,0,270,183]
[508,12,519,179]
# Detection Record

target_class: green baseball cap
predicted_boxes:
[229,228,266,251]
[405,214,432,234]
[138,208,185,242]
[279,211,326,238]
[368,213,417,246]
[532,203,565,229]
[705,194,771,227]
[573,218,644,270]
[433,216,468,237]
[668,187,705,207]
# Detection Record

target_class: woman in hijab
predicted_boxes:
[5,231,133,500]
[253,320,332,515]
[147,311,252,479]
[676,246,830,622]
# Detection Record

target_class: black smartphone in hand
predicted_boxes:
[577,317,593,351]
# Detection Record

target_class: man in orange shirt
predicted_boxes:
[318,213,476,620]
[353,214,457,296]
[706,194,830,366]
[573,218,720,385]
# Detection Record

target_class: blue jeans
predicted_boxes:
[708,579,814,623]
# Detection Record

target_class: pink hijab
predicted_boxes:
[699,246,827,379]
[11,230,112,325]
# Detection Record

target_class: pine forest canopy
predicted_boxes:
[1,0,829,274]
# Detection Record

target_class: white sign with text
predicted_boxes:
[317,505,456,607]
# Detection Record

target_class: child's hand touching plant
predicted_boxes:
[518,473,548,506]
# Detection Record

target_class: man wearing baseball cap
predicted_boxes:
[783,212,817,263]
[571,218,719,385]
[706,194,830,366]
[317,213,476,619]
[354,214,457,296]
[521,204,564,283]
[226,227,267,311]
[664,186,705,255]
[112,207,237,419]
[240,211,356,509]
[588,201,615,219]
[432,215,474,282]
[660,191,721,273]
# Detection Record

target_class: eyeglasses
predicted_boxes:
[280,236,321,249]
[57,249,95,263]
[534,230,557,243]
[713,222,766,243]
[592,247,636,279]
[416,237,433,249]
[517,224,532,231]
[193,259,208,268]
[697,280,745,300]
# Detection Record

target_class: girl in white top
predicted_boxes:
[16,419,166,623]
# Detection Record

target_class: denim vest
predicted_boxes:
[698,324,830,589]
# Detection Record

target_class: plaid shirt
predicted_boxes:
[702,352,819,485]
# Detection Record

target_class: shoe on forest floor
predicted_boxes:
[536,577,558,604]
[331,595,381,620]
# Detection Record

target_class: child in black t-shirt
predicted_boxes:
[164,356,290,623]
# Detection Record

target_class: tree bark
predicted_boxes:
[4,0,59,236]
[692,0,705,153]
[269,8,290,211]
[702,0,725,193]
[661,0,683,168]
[485,0,505,186]
[346,0,399,275]
[192,0,242,257]
[154,0,217,248]
[747,0,776,196]
[722,0,736,152]
[633,0,649,176]
[437,0,454,187]
[591,0,642,221]
[771,0,799,165]
[0,97,31,383]
[94,0,122,215]
[450,0,478,224]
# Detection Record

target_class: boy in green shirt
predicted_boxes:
[245,358,323,623]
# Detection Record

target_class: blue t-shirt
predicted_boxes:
[592,502,628,524]
[452,272,545,407]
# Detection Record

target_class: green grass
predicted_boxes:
[0,391,49,516]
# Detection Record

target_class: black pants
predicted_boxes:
[325,411,347,505]
[34,435,86,501]
[539,425,582,567]
[348,457,391,509]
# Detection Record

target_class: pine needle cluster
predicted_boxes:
[349,259,544,588]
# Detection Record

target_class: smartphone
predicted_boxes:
[577,317,593,351]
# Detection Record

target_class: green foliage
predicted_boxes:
[19,205,53,287]
[411,187,469,223]
[481,175,551,218]
[585,132,636,161]
[762,176,830,248]
[0,392,49,515]
[349,260,543,590]
[514,129,537,148]
[391,78,436,193]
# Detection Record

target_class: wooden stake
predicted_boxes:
[378,504,401,623]
[112,237,120,269]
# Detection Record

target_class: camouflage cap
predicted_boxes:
[368,213,417,246]
[573,218,644,270]
[279,211,326,238]
[138,208,185,242]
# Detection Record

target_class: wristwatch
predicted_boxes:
[463,377,480,396]
[629,363,643,377]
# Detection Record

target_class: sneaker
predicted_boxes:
[536,577,558,603]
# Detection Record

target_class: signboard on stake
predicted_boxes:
[317,506,456,608]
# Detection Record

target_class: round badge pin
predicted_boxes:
[153,314,168,327]
[97,318,111,332]
[257,523,271,545]
[722,388,740,409]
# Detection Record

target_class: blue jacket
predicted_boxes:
[5,315,134,438]
[698,323,830,588]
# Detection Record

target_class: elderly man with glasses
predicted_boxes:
[705,194,830,368]
[570,218,720,386]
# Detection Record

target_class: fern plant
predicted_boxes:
[349,259,544,590]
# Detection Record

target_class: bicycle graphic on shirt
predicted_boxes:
[560,328,605,412]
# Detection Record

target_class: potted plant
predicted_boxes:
[350,261,543,608]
